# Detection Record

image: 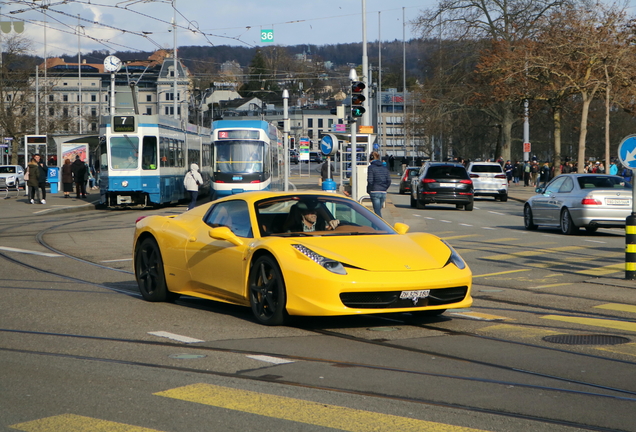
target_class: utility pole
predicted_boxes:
[172,1,178,120]
[77,14,82,134]
[283,89,290,191]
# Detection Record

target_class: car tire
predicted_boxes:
[464,202,474,211]
[249,255,288,326]
[410,193,417,208]
[524,205,538,230]
[585,226,599,233]
[500,194,508,202]
[416,197,426,209]
[560,208,578,235]
[135,237,179,302]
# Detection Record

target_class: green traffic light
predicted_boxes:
[351,107,366,118]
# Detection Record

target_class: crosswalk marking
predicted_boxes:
[155,383,491,432]
[10,414,162,431]
[594,303,636,314]
[541,315,636,332]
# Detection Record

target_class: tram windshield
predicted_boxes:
[110,136,139,170]
[214,141,264,174]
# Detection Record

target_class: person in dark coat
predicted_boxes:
[71,155,87,198]
[34,154,48,204]
[61,158,74,198]
[367,151,392,217]
[26,156,40,204]
[320,159,335,182]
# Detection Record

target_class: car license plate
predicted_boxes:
[400,290,431,300]
[606,199,630,205]
[439,182,454,187]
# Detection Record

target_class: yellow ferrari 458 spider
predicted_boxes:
[133,191,472,325]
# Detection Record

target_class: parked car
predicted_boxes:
[399,167,419,194]
[411,162,474,211]
[133,191,473,325]
[289,150,299,164]
[0,165,25,190]
[310,151,324,163]
[524,174,632,234]
[466,161,508,201]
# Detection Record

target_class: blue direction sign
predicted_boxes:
[320,134,338,156]
[618,134,636,169]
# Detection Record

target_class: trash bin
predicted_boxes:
[322,178,337,193]
[47,167,60,194]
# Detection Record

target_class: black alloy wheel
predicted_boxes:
[524,205,538,230]
[135,237,179,302]
[249,255,287,326]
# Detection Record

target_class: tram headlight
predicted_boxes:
[122,180,129,187]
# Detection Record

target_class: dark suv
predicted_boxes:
[410,162,474,211]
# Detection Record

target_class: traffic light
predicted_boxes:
[351,81,366,118]
[3,147,8,154]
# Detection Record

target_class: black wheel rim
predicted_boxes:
[250,260,280,319]
[138,242,161,296]
[562,211,570,233]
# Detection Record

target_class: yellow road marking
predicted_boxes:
[10,414,162,432]
[534,283,572,288]
[596,343,636,358]
[441,234,481,240]
[594,303,636,314]
[527,262,558,268]
[450,311,512,321]
[576,263,623,276]
[483,237,518,243]
[155,384,490,432]
[483,246,586,261]
[541,315,636,332]
[473,269,530,278]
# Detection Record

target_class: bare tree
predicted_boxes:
[413,0,570,162]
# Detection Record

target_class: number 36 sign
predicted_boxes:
[260,29,274,43]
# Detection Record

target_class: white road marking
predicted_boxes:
[101,258,133,262]
[148,331,204,344]
[246,355,295,365]
[584,240,606,244]
[488,211,506,216]
[412,214,422,217]
[0,246,61,257]
[440,220,452,223]
[482,227,496,230]
[459,223,473,227]
[424,217,435,220]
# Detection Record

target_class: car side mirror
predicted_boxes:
[209,226,244,246]
[535,187,544,194]
[394,222,410,234]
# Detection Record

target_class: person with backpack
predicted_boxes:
[184,163,203,211]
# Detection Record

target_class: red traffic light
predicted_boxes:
[351,81,365,93]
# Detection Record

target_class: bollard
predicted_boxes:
[626,214,636,280]
[322,178,337,193]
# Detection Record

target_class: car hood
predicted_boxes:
[286,233,450,272]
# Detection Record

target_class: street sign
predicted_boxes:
[618,135,636,169]
[523,142,531,153]
[320,134,338,156]
[359,125,374,134]
[260,29,274,43]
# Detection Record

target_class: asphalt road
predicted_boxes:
[1,176,635,432]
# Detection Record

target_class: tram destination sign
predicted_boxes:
[218,130,259,140]
[113,116,136,133]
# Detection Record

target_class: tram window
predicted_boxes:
[99,137,108,172]
[142,136,157,170]
[177,140,185,167]
[109,136,139,170]
[160,137,168,167]
[169,139,176,166]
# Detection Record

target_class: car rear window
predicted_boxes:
[426,166,469,180]
[470,165,503,173]
[577,176,631,189]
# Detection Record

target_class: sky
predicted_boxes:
[0,0,438,62]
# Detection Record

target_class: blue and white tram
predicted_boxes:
[211,119,283,198]
[98,114,211,207]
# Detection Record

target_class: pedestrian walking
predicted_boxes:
[184,163,203,211]
[26,156,40,204]
[367,151,391,217]
[61,158,73,198]
[71,155,87,198]
[34,154,48,204]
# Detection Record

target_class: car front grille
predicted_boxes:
[340,286,468,309]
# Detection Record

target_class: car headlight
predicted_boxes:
[441,239,466,270]
[292,244,347,275]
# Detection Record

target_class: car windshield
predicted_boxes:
[426,166,469,179]
[256,194,395,237]
[470,165,503,173]
[0,166,16,174]
[577,176,631,190]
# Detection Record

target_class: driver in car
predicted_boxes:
[286,201,340,232]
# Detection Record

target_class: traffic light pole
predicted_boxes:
[351,120,357,202]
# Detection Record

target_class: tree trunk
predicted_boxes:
[553,105,562,176]
[577,94,592,171]
[501,104,513,162]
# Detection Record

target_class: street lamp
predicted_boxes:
[283,89,289,191]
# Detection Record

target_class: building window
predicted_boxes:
[318,119,323,128]
[308,130,313,139]
[63,82,68,86]
[307,118,313,128]
[146,107,152,115]
[91,108,97,117]
[5,95,11,102]
[63,108,69,117]
[90,122,97,131]
[146,95,152,102]
[91,94,96,102]
[49,107,54,116]
[48,95,54,102]
[165,93,174,101]
[77,95,81,102]
[63,95,68,102]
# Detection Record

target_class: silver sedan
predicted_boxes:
[523,174,632,234]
